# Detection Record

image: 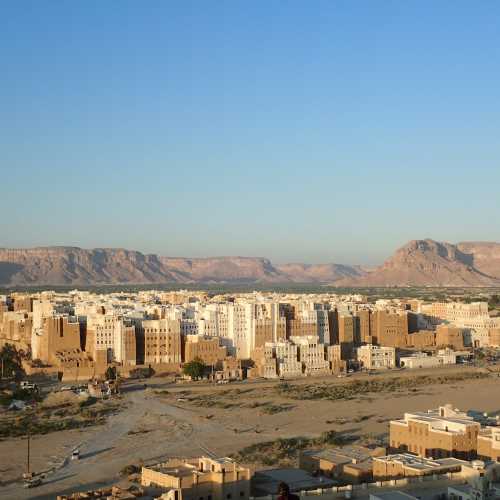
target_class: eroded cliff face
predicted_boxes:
[1,240,500,286]
[456,242,500,279]
[158,256,285,282]
[336,239,500,287]
[0,247,291,285]
[276,263,366,283]
[0,247,183,285]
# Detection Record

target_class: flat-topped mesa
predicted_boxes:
[1,240,500,285]
[0,247,361,285]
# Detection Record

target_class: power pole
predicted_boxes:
[26,429,31,476]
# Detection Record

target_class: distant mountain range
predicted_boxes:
[1,240,500,286]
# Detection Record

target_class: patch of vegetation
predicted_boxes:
[227,388,254,395]
[260,403,294,415]
[183,387,256,409]
[0,344,26,380]
[120,463,141,476]
[232,430,356,467]
[352,414,373,423]
[129,366,155,378]
[183,358,206,379]
[326,417,347,425]
[489,294,500,308]
[0,412,102,438]
[0,392,122,439]
[105,365,117,380]
[154,389,170,396]
[277,372,489,401]
[357,433,388,448]
[189,394,237,409]
[127,429,152,436]
[243,401,267,409]
[0,385,42,407]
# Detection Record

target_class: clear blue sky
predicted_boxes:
[1,1,499,265]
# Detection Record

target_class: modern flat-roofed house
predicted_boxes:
[389,404,481,460]
[299,445,386,483]
[478,427,500,462]
[369,493,419,500]
[372,453,466,480]
[141,457,251,500]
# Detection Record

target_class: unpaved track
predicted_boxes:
[0,383,220,499]
[0,368,499,499]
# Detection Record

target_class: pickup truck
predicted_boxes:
[23,477,42,488]
[19,381,38,391]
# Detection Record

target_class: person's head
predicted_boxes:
[278,482,290,497]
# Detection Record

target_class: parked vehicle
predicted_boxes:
[71,449,80,460]
[19,381,38,391]
[23,477,42,488]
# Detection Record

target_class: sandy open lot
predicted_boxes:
[0,366,498,499]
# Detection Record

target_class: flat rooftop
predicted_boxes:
[370,492,419,500]
[392,410,479,432]
[447,484,471,495]
[253,468,336,495]
[303,445,378,464]
[375,454,465,472]
[210,457,236,465]
[146,457,242,477]
[147,463,198,477]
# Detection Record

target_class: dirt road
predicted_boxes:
[0,367,498,499]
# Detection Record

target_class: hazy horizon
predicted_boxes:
[2,2,500,265]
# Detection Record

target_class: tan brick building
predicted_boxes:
[300,446,385,483]
[389,405,481,460]
[326,344,346,373]
[436,325,466,349]
[36,316,83,365]
[287,318,317,339]
[184,335,227,367]
[118,324,137,366]
[0,311,33,351]
[338,314,355,359]
[0,301,8,322]
[489,328,500,347]
[357,344,396,370]
[370,310,409,347]
[248,346,278,378]
[478,427,500,462]
[10,294,34,313]
[405,330,436,349]
[355,309,372,344]
[372,453,465,480]
[254,317,286,349]
[142,319,182,365]
[141,457,251,500]
[86,315,136,365]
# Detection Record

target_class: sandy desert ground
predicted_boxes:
[0,365,499,499]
